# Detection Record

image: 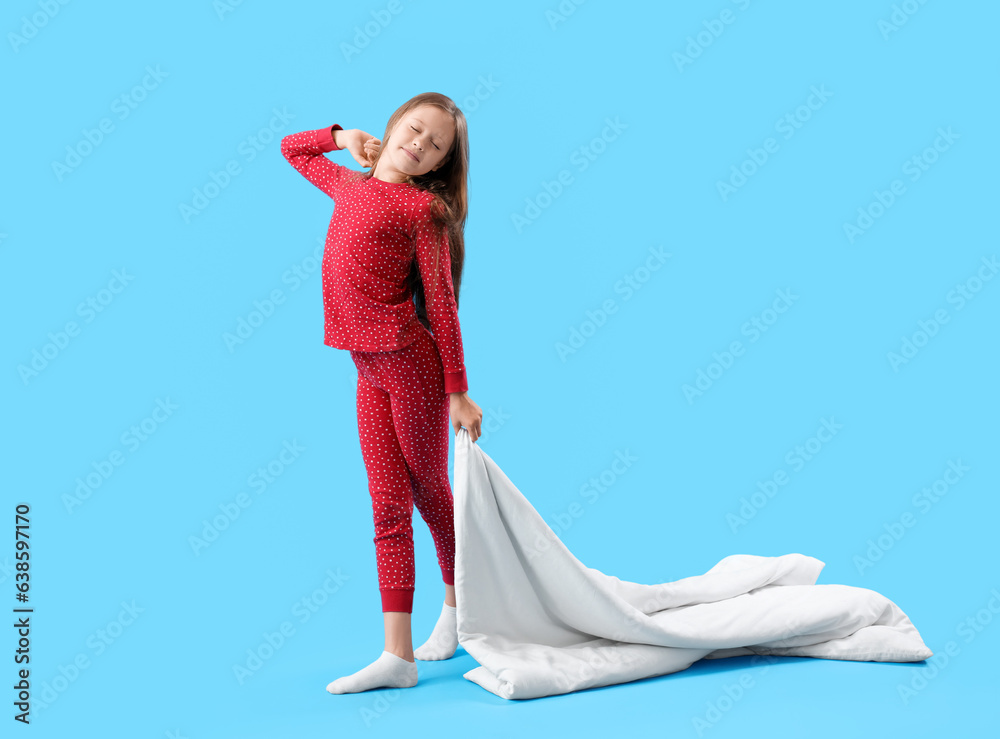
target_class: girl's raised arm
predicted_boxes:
[280,124,350,199]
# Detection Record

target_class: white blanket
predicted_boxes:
[452,428,932,700]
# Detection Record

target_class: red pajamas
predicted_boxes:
[350,324,456,613]
[281,124,468,615]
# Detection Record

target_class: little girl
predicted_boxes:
[280,92,484,694]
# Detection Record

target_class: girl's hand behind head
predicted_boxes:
[362,137,381,166]
[344,128,381,168]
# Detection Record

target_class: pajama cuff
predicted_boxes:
[443,368,468,395]
[442,568,454,586]
[381,588,414,613]
[316,123,343,151]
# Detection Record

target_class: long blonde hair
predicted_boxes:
[357,92,469,323]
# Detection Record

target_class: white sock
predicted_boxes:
[414,603,458,661]
[326,650,418,694]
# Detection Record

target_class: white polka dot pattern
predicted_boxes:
[281,124,468,394]
[350,326,456,614]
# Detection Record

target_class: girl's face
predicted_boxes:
[384,105,455,178]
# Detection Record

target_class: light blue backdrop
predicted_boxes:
[4,0,997,737]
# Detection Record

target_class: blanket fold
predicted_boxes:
[452,428,932,700]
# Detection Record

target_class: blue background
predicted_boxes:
[3,0,997,736]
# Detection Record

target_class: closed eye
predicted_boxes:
[411,125,440,150]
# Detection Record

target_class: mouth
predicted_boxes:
[402,148,420,162]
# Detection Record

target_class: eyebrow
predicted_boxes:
[410,117,443,143]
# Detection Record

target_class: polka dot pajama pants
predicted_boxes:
[349,325,456,614]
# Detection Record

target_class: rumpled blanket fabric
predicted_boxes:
[452,428,933,700]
